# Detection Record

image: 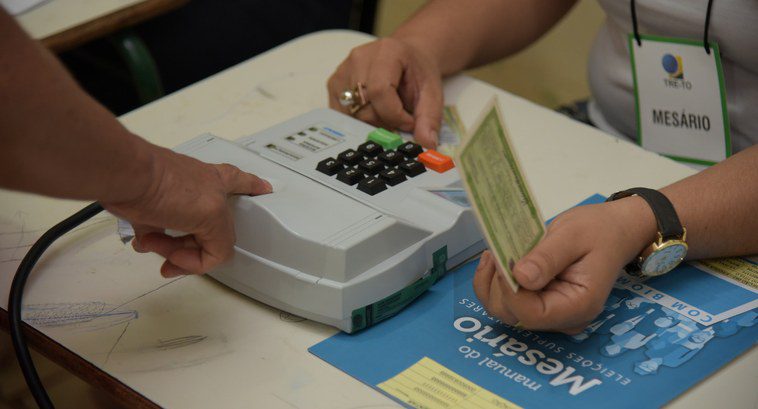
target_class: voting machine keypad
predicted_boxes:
[315,128,452,196]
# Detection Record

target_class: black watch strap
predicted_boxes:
[606,188,684,240]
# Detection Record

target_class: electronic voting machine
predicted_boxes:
[175,109,485,332]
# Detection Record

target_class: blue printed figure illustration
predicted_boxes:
[609,307,655,336]
[646,314,699,351]
[603,292,629,312]
[570,289,657,343]
[569,314,616,343]
[597,295,654,335]
[714,309,758,337]
[630,307,675,335]
[714,318,740,337]
[601,308,679,357]
[569,288,631,343]
[635,328,716,375]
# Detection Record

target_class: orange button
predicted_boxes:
[418,150,454,173]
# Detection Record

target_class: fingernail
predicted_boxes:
[429,130,438,149]
[476,253,488,271]
[476,252,488,270]
[519,260,541,285]
[162,264,185,278]
[132,238,144,252]
[262,179,273,193]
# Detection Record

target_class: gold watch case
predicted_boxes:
[638,228,688,277]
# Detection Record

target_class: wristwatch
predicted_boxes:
[607,188,687,277]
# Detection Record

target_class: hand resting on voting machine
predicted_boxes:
[0,10,272,407]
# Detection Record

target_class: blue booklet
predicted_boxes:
[310,195,758,409]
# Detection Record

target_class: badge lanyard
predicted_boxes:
[628,0,731,166]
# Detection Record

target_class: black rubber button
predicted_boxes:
[379,168,407,186]
[337,168,366,185]
[378,150,404,166]
[398,142,423,158]
[357,177,388,195]
[399,160,426,177]
[338,149,363,166]
[358,158,385,175]
[358,141,384,157]
[316,157,343,176]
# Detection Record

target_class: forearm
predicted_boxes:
[661,145,758,259]
[0,10,154,204]
[392,0,577,76]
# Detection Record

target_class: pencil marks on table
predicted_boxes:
[0,212,36,263]
[102,276,186,316]
[271,392,301,409]
[0,211,235,374]
[105,321,131,364]
[105,331,232,373]
[22,301,138,331]
[157,335,208,350]
[0,215,113,264]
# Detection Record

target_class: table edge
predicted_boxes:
[40,0,188,53]
[0,307,160,408]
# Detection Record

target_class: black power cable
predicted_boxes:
[8,202,104,409]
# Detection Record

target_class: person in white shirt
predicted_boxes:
[326,0,758,333]
[328,0,757,151]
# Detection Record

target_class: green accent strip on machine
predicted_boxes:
[367,128,403,150]
[350,246,448,332]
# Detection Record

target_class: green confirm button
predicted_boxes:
[367,128,403,150]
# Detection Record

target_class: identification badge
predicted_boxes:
[629,34,731,166]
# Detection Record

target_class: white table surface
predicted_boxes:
[15,0,144,40]
[0,30,755,409]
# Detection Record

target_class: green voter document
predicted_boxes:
[456,98,545,291]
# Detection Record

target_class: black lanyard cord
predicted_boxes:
[631,0,716,54]
[631,0,642,46]
[704,0,715,54]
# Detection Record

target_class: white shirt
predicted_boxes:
[589,0,758,153]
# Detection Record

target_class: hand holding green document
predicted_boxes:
[456,98,545,291]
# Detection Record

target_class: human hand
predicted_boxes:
[327,37,443,148]
[472,198,657,333]
[102,146,272,278]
